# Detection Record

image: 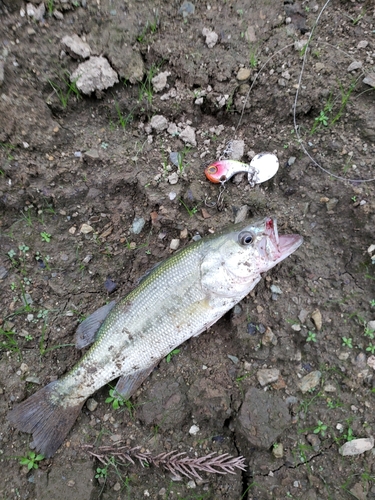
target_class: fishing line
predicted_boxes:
[228,0,375,183]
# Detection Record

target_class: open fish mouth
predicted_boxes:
[263,217,303,264]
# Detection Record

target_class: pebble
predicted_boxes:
[291,324,301,332]
[187,480,196,489]
[26,2,45,21]
[298,370,321,393]
[169,151,182,167]
[202,28,218,48]
[80,223,93,234]
[367,355,375,370]
[61,34,91,60]
[355,352,367,370]
[270,284,282,295]
[237,68,251,81]
[86,398,98,411]
[323,383,336,393]
[150,114,168,132]
[363,73,375,88]
[339,437,374,456]
[71,57,119,94]
[257,368,280,387]
[228,354,239,364]
[247,323,257,335]
[272,443,284,458]
[178,1,195,18]
[338,351,350,361]
[326,198,339,211]
[347,61,363,72]
[229,139,245,160]
[168,172,179,185]
[0,61,4,87]
[287,156,296,166]
[131,217,146,235]
[298,309,309,324]
[0,266,8,279]
[152,71,170,92]
[110,434,122,442]
[307,433,321,451]
[179,125,197,146]
[262,327,277,346]
[311,309,322,331]
[234,205,249,224]
[113,483,121,492]
[189,424,200,435]
[357,40,368,49]
[170,239,180,250]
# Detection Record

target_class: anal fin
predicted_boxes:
[75,300,116,349]
[115,366,156,400]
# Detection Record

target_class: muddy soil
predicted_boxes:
[1,0,375,498]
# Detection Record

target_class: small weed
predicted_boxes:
[40,231,51,243]
[0,327,20,353]
[19,451,44,470]
[306,331,317,343]
[313,420,328,437]
[310,110,329,134]
[137,17,159,43]
[364,327,374,339]
[113,101,133,129]
[105,387,135,417]
[326,398,343,409]
[351,195,357,203]
[366,344,375,354]
[95,466,109,479]
[166,348,181,363]
[48,72,81,109]
[47,0,54,15]
[370,299,375,307]
[0,141,16,160]
[342,336,353,348]
[179,198,198,217]
[343,427,356,442]
[248,43,258,68]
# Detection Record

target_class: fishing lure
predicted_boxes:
[205,153,279,187]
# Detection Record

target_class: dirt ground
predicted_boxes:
[1,0,375,498]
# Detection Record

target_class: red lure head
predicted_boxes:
[204,160,249,184]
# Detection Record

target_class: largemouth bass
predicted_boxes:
[8,217,302,457]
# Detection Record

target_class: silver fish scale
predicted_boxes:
[66,241,215,399]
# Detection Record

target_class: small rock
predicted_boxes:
[0,61,4,87]
[357,40,368,49]
[326,198,338,211]
[168,172,179,185]
[61,34,91,60]
[152,71,170,92]
[363,73,375,88]
[229,139,245,160]
[180,126,197,146]
[228,354,239,364]
[234,205,249,224]
[110,434,122,442]
[189,424,200,435]
[187,480,196,489]
[339,437,374,456]
[131,217,145,235]
[270,284,282,295]
[237,68,251,81]
[262,327,277,346]
[86,398,98,411]
[291,323,301,332]
[0,266,8,279]
[338,351,350,361]
[315,62,325,72]
[178,1,195,18]
[202,27,218,48]
[355,352,367,370]
[104,278,117,293]
[70,56,119,95]
[298,370,321,393]
[367,355,375,370]
[113,483,121,492]
[287,156,296,166]
[307,433,321,451]
[347,61,363,72]
[150,115,168,132]
[80,223,93,234]
[170,239,180,251]
[298,309,309,324]
[257,368,280,387]
[272,443,284,458]
[323,383,336,393]
[26,2,45,21]
[311,309,322,331]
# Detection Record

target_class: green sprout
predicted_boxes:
[306,331,317,343]
[40,232,52,243]
[19,451,44,470]
[166,348,181,363]
[313,420,328,437]
[370,299,375,307]
[342,337,353,348]
[366,344,375,354]
[343,427,356,442]
[105,388,125,410]
[95,466,108,479]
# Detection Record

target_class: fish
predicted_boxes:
[8,217,303,457]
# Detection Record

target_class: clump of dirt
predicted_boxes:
[1,0,375,499]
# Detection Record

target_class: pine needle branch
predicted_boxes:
[84,444,246,480]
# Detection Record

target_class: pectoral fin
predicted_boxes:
[115,366,156,399]
[75,301,117,349]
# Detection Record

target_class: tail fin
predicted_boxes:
[8,380,84,457]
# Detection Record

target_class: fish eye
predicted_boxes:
[238,231,254,245]
[207,165,217,174]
